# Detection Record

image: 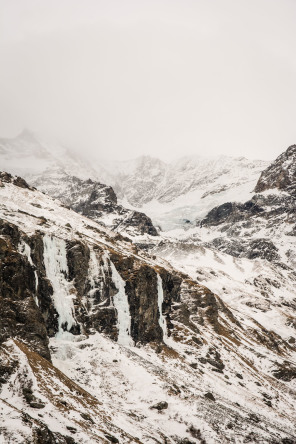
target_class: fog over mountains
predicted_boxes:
[0,130,269,231]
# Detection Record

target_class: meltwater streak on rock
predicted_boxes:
[43,235,76,336]
[18,240,39,306]
[110,261,134,346]
[157,273,167,341]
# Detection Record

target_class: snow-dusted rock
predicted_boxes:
[255,144,296,194]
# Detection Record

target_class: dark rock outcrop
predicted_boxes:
[66,240,90,299]
[27,232,59,338]
[208,237,280,262]
[204,392,215,401]
[0,224,51,361]
[0,171,33,190]
[202,192,296,230]
[272,361,296,382]
[111,253,182,343]
[255,145,296,194]
[201,200,264,227]
[150,401,168,410]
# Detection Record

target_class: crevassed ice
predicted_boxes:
[18,240,39,306]
[43,235,76,336]
[110,261,134,347]
[157,273,167,341]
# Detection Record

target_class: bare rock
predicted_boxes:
[150,401,168,410]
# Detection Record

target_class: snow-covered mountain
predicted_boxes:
[0,130,269,232]
[0,131,159,237]
[1,170,296,443]
[105,155,269,231]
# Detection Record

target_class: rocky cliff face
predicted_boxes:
[255,144,296,194]
[1,171,296,443]
[0,229,167,351]
[0,222,51,361]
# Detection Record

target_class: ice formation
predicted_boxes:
[43,235,76,336]
[110,261,134,346]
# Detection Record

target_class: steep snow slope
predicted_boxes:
[1,172,296,443]
[0,339,135,443]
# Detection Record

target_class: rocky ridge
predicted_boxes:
[31,168,158,237]
[255,145,296,195]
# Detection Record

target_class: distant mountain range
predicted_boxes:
[0,129,268,231]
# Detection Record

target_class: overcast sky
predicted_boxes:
[0,0,295,161]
